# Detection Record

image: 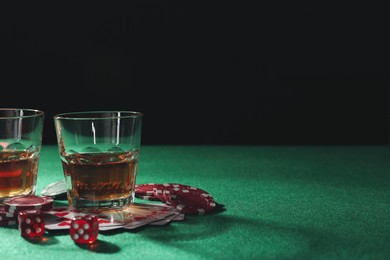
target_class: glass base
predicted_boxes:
[69,195,133,213]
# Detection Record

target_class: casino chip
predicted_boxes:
[167,186,216,215]
[3,195,54,214]
[0,206,17,226]
[134,183,162,201]
[0,206,17,219]
[0,218,17,226]
[136,183,216,215]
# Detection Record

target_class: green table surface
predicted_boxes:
[1,145,390,259]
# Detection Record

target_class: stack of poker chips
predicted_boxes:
[0,195,54,227]
[0,205,17,226]
[135,183,217,215]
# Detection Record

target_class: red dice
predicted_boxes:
[70,215,99,244]
[18,209,45,238]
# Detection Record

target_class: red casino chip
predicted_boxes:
[153,183,182,203]
[135,183,159,196]
[3,195,54,214]
[175,194,216,215]
[0,206,17,220]
[0,218,17,226]
[153,183,216,215]
[158,183,186,191]
[153,188,177,205]
[135,194,161,201]
[135,182,217,215]
[171,187,216,215]
[153,183,189,199]
[135,183,163,201]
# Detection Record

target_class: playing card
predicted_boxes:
[44,207,125,231]
[149,213,185,225]
[98,203,182,229]
[43,203,182,231]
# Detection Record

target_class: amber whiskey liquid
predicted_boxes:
[61,150,139,210]
[0,150,39,201]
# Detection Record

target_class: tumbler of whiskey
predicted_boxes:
[53,111,143,212]
[0,108,45,203]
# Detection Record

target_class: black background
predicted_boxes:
[1,4,389,145]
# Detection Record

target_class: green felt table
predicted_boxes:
[1,145,390,259]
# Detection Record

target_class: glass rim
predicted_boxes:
[0,108,45,119]
[53,111,143,120]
